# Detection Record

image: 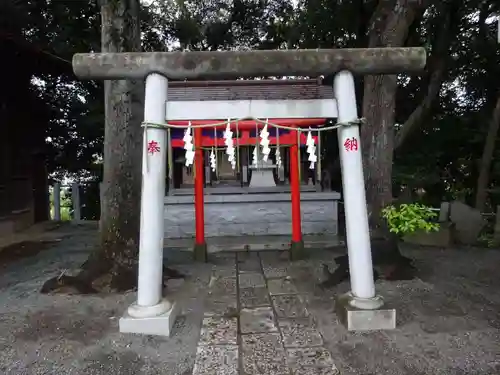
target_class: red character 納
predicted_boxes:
[343,137,358,152]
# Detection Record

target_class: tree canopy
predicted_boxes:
[2,0,500,210]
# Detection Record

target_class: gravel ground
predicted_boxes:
[0,223,499,375]
[290,246,500,375]
[0,223,212,375]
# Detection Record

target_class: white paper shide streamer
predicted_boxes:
[223,120,236,170]
[306,130,317,170]
[275,148,282,167]
[251,147,258,167]
[209,148,216,172]
[183,121,195,166]
[260,120,270,162]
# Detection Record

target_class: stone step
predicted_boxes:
[163,234,344,253]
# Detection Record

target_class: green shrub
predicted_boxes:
[381,203,440,236]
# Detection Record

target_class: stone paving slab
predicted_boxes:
[290,367,340,375]
[240,287,270,308]
[237,252,262,273]
[208,276,237,296]
[209,254,237,277]
[204,294,238,317]
[268,277,299,295]
[242,333,289,375]
[286,347,337,368]
[240,307,277,334]
[238,261,262,273]
[262,265,288,278]
[199,317,237,345]
[239,272,266,288]
[211,265,236,278]
[272,295,310,318]
[279,318,324,348]
[192,345,239,375]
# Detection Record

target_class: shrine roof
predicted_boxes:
[167,79,334,102]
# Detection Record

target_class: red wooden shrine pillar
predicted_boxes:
[289,129,305,260]
[193,127,207,261]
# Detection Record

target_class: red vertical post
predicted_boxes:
[289,130,305,260]
[193,127,207,261]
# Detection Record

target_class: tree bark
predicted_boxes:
[96,0,143,270]
[41,0,146,293]
[475,94,500,211]
[361,0,427,231]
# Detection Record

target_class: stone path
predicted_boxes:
[192,252,339,375]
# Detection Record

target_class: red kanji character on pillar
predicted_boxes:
[343,137,358,152]
[147,140,160,154]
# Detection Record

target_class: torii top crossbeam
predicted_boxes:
[72,48,426,80]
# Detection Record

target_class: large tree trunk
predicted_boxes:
[42,0,147,294]
[473,2,500,211]
[362,1,460,229]
[98,0,143,265]
[321,1,430,289]
[475,94,500,211]
[362,74,397,231]
[361,0,427,231]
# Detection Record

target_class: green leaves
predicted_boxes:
[381,203,440,236]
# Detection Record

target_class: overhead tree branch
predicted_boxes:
[478,0,495,41]
[394,1,461,150]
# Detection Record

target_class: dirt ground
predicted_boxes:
[0,223,499,374]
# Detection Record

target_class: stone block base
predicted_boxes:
[289,239,306,261]
[403,223,454,247]
[119,301,179,337]
[193,242,208,262]
[336,293,396,331]
[164,191,340,239]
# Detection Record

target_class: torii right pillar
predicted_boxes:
[333,70,395,331]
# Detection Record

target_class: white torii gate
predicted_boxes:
[72,48,427,336]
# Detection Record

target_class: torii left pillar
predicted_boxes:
[119,73,179,337]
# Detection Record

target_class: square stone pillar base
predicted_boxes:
[289,239,306,261]
[119,301,179,337]
[193,242,208,262]
[335,293,396,331]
